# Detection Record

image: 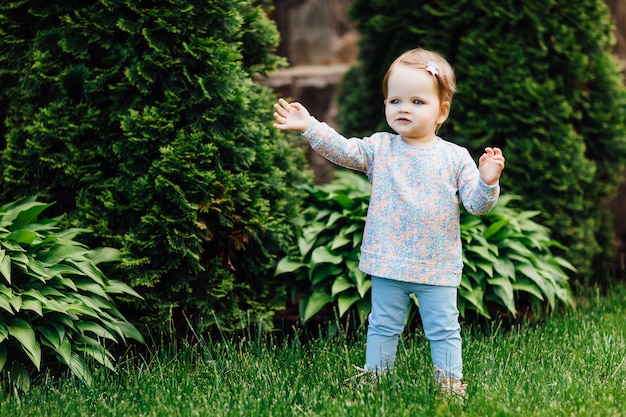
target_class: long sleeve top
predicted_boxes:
[302,118,500,287]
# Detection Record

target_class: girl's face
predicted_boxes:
[384,64,450,146]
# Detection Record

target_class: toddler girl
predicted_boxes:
[273,48,505,397]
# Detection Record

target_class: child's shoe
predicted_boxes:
[344,365,382,386]
[435,367,467,400]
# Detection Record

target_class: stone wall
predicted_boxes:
[264,0,359,182]
[607,0,626,64]
[606,0,626,263]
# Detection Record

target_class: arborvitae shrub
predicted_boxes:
[339,0,626,281]
[0,1,308,336]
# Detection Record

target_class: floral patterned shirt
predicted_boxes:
[302,119,500,287]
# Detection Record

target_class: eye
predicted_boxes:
[388,99,400,105]
[413,99,424,105]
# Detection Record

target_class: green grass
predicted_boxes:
[2,285,625,417]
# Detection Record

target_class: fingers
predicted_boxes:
[274,98,301,116]
[484,147,505,163]
[491,147,505,167]
[272,98,293,129]
[480,147,506,179]
[273,99,290,117]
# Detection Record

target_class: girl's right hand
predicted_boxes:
[273,98,313,132]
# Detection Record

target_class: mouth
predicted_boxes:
[396,117,411,123]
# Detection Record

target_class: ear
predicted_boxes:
[437,101,451,125]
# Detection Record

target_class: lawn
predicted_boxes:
[1,285,625,417]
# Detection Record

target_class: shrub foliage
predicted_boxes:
[276,171,575,327]
[0,1,308,335]
[0,197,143,389]
[338,0,626,281]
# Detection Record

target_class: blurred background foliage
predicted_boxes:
[339,0,626,284]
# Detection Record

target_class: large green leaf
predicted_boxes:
[311,246,343,265]
[483,219,510,239]
[65,260,105,285]
[0,250,11,284]
[337,292,360,317]
[55,337,72,365]
[87,247,122,265]
[330,232,351,250]
[0,345,6,372]
[331,275,353,296]
[311,263,343,286]
[75,321,117,341]
[10,360,31,392]
[11,201,54,229]
[67,352,93,386]
[299,226,323,256]
[40,298,70,314]
[0,323,8,343]
[5,229,38,245]
[7,292,21,313]
[57,276,78,291]
[65,300,100,319]
[476,261,494,277]
[75,345,115,371]
[73,279,110,299]
[7,318,41,370]
[47,264,83,276]
[37,245,90,265]
[465,245,497,262]
[0,293,14,314]
[459,286,490,318]
[28,259,52,282]
[512,281,544,301]
[353,269,370,298]
[493,257,516,280]
[38,324,64,351]
[105,319,144,343]
[104,280,143,299]
[487,277,516,316]
[302,290,333,322]
[274,257,306,276]
[0,240,25,253]
[21,299,43,316]
[518,263,549,295]
[326,211,344,227]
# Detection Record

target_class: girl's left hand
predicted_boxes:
[479,147,505,185]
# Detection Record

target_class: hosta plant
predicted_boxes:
[0,197,144,390]
[275,170,371,326]
[460,194,575,319]
[275,170,575,328]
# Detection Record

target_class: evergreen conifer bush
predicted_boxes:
[0,197,143,390]
[0,1,308,335]
[338,0,626,281]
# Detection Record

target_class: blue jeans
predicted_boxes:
[364,276,463,380]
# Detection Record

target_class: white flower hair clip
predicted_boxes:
[425,61,439,76]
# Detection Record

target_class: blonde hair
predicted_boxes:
[382,48,456,104]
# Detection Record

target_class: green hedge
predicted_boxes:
[339,0,626,282]
[0,1,308,336]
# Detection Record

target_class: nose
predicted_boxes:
[399,103,411,113]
